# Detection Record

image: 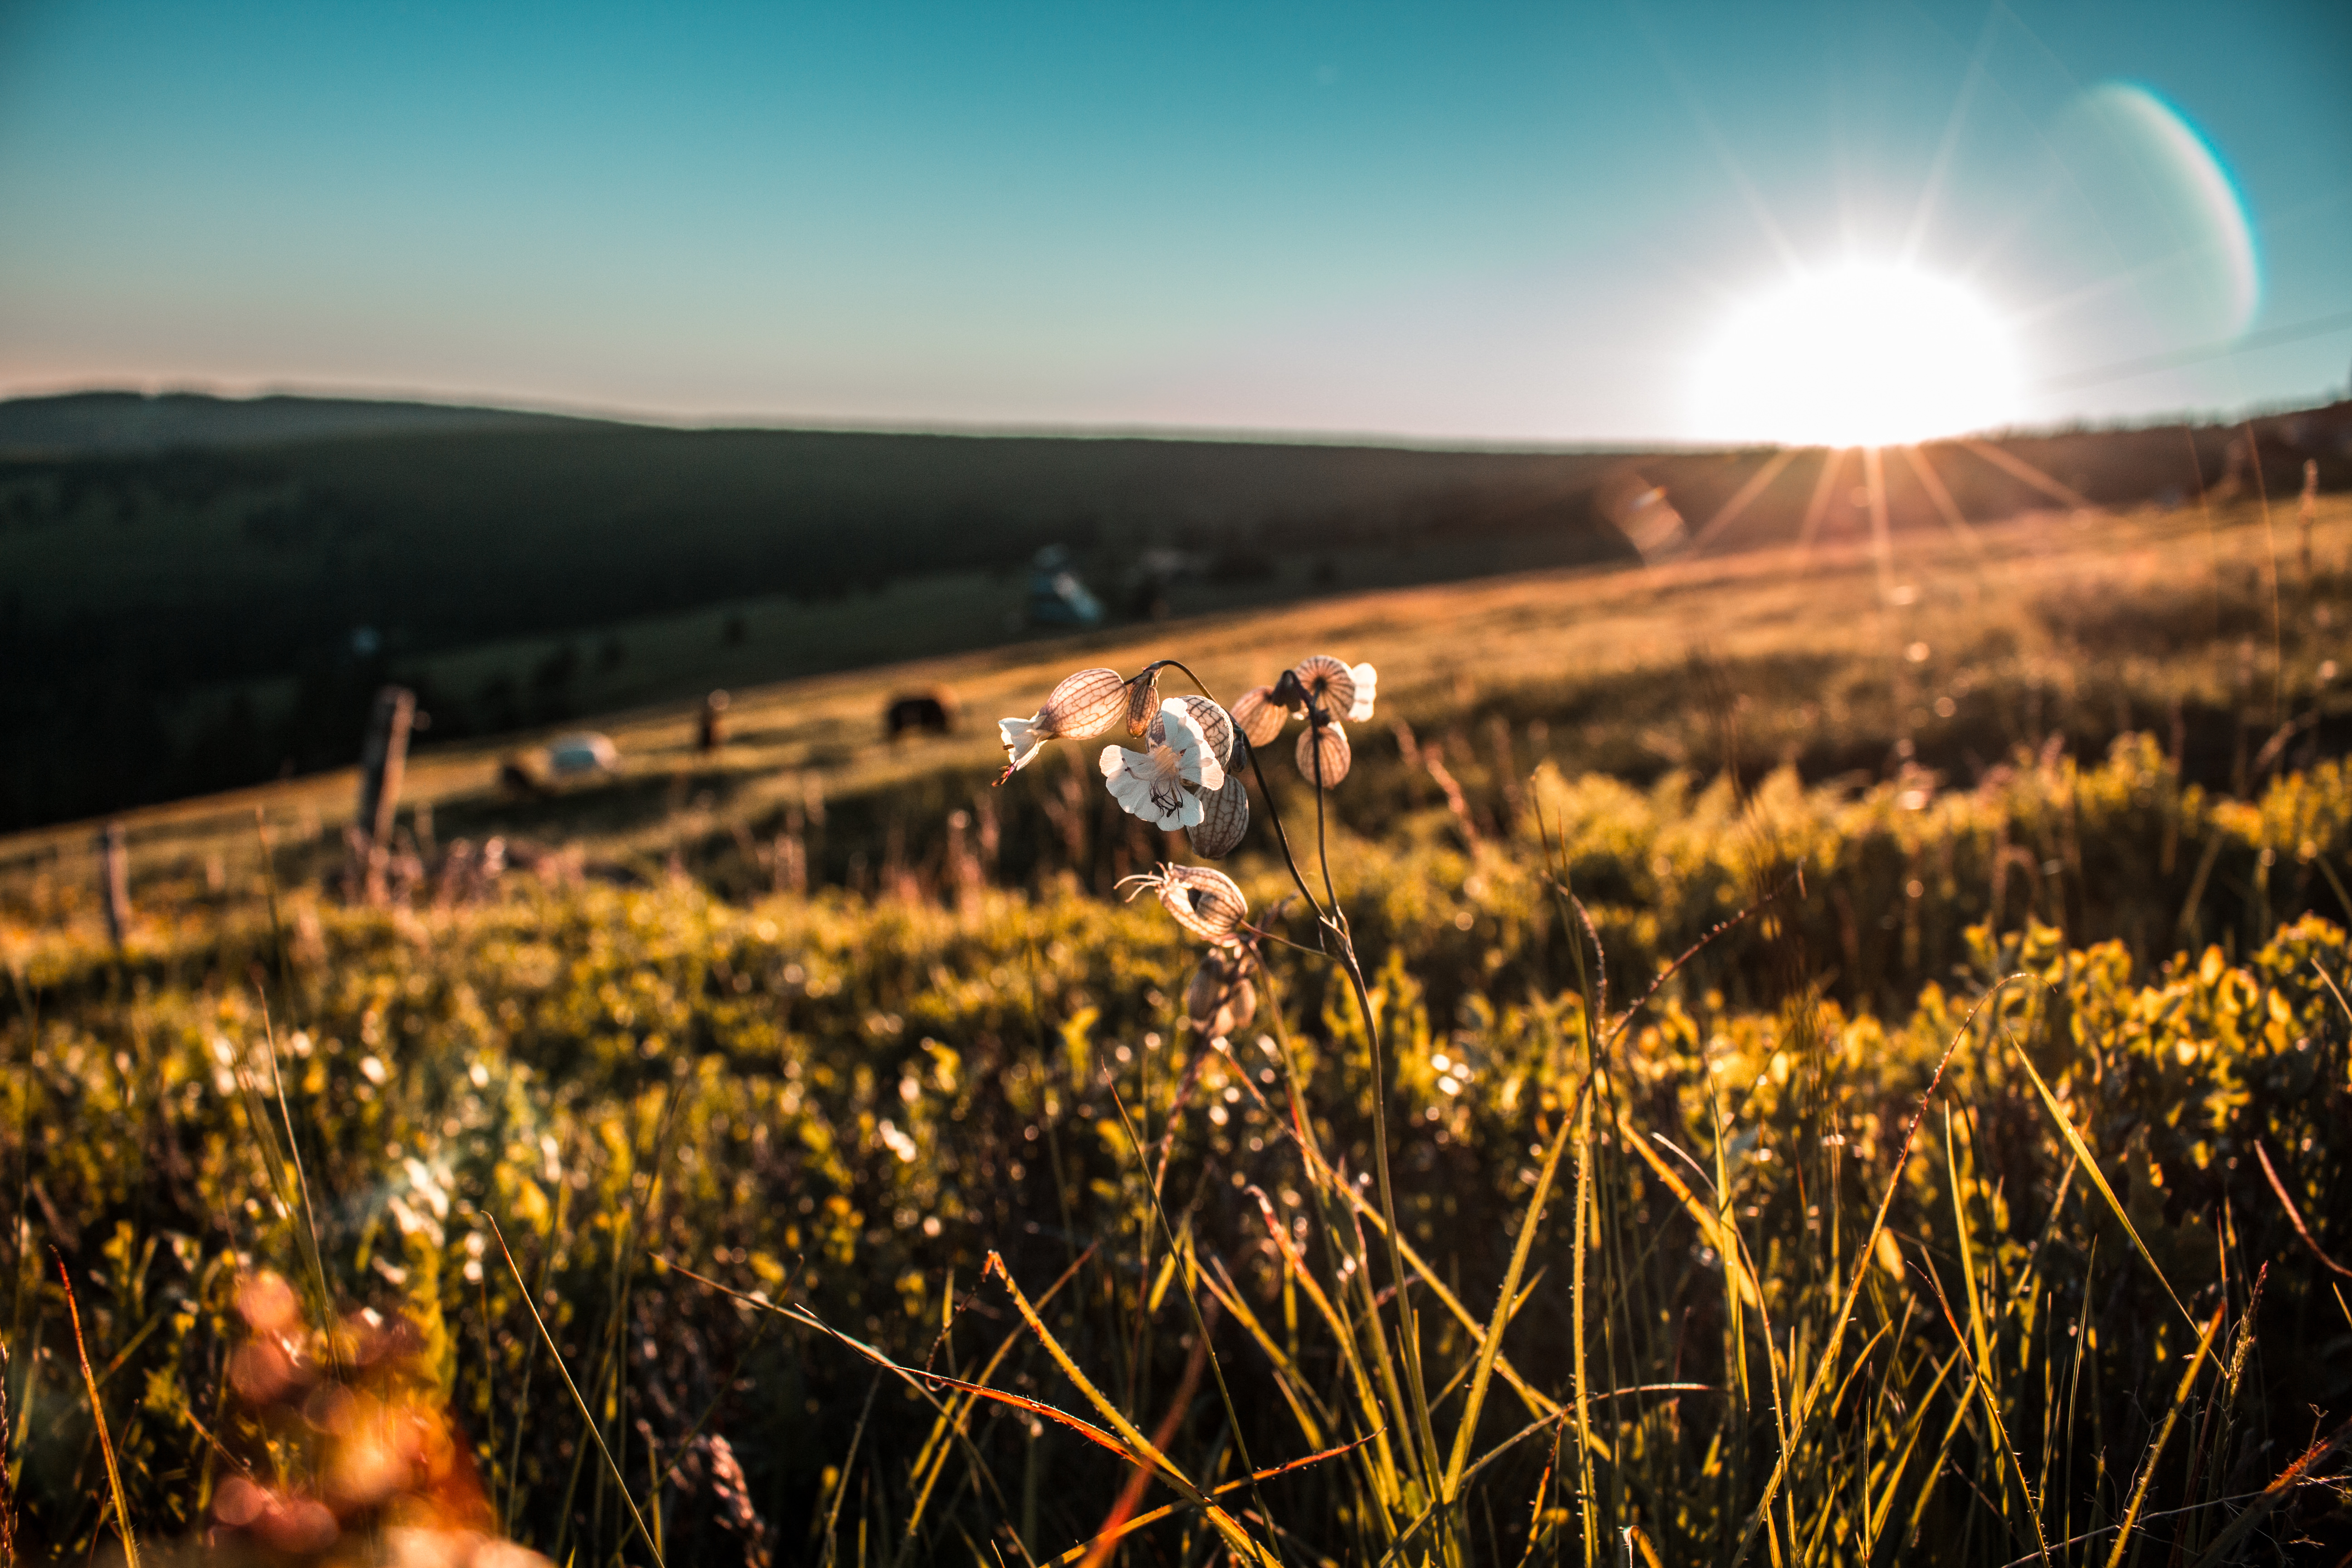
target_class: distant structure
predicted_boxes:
[885,687,961,739]
[1126,547,1204,620]
[98,821,131,950]
[546,733,620,776]
[1025,545,1104,628]
[497,759,550,798]
[698,690,730,753]
[354,685,417,905]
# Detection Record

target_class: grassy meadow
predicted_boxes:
[3,490,2351,1564]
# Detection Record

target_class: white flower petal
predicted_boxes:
[999,715,1047,769]
[1347,663,1378,722]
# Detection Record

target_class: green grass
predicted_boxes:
[1,492,2349,1563]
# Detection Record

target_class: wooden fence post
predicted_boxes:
[99,821,131,950]
[355,685,416,905]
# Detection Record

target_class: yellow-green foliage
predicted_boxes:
[2,738,2348,1564]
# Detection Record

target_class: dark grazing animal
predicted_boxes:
[884,688,960,739]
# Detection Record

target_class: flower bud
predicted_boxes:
[1186,951,1257,1039]
[1297,718,1351,788]
[1230,686,1287,748]
[1122,666,1164,737]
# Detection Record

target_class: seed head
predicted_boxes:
[1296,717,1352,788]
[1118,862,1250,946]
[1230,686,1287,748]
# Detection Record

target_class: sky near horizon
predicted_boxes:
[1,1,2347,446]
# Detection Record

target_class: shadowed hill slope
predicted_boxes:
[5,390,2346,832]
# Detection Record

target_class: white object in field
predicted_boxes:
[545,733,620,776]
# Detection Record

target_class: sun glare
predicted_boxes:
[1694,265,2022,448]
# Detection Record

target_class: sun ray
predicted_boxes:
[1862,446,1896,603]
[1687,447,1801,556]
[1794,446,1848,560]
[1899,4,2003,268]
[2003,225,2268,334]
[1898,443,1989,559]
[1630,13,1804,275]
[1956,437,2096,511]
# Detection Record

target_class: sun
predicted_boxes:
[1692,264,2023,448]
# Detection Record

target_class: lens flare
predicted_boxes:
[2058,83,2260,343]
[1693,265,2022,448]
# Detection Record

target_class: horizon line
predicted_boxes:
[1,376,2339,456]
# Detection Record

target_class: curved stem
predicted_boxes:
[1244,739,1328,928]
[1310,713,1340,918]
[1147,658,1219,707]
[1335,926,1444,1536]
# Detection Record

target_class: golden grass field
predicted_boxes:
[3,490,2350,1566]
[10,492,2341,916]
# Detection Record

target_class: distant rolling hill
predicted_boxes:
[4,388,2345,833]
[0,389,609,455]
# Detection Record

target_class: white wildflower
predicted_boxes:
[1100,699,1224,829]
[997,667,1127,774]
[1346,662,1378,722]
[1149,694,1235,768]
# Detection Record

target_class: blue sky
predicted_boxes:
[1,0,2346,443]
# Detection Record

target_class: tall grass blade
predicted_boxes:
[487,1216,667,1568]
[1441,1072,1578,1502]
[2103,1302,2225,1568]
[1728,981,2019,1568]
[56,1254,136,1568]
[983,1251,1278,1568]
[2002,1027,2195,1329]
[2184,1418,2352,1568]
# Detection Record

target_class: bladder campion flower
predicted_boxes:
[1186,947,1257,1038]
[1297,717,1351,787]
[1230,685,1287,748]
[1147,695,1251,856]
[1150,693,1236,765]
[1119,862,1250,946]
[1190,756,1251,857]
[1344,662,1377,721]
[997,667,1127,776]
[1291,655,1359,720]
[1100,699,1225,829]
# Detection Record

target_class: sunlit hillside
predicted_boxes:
[4,490,2350,1564]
